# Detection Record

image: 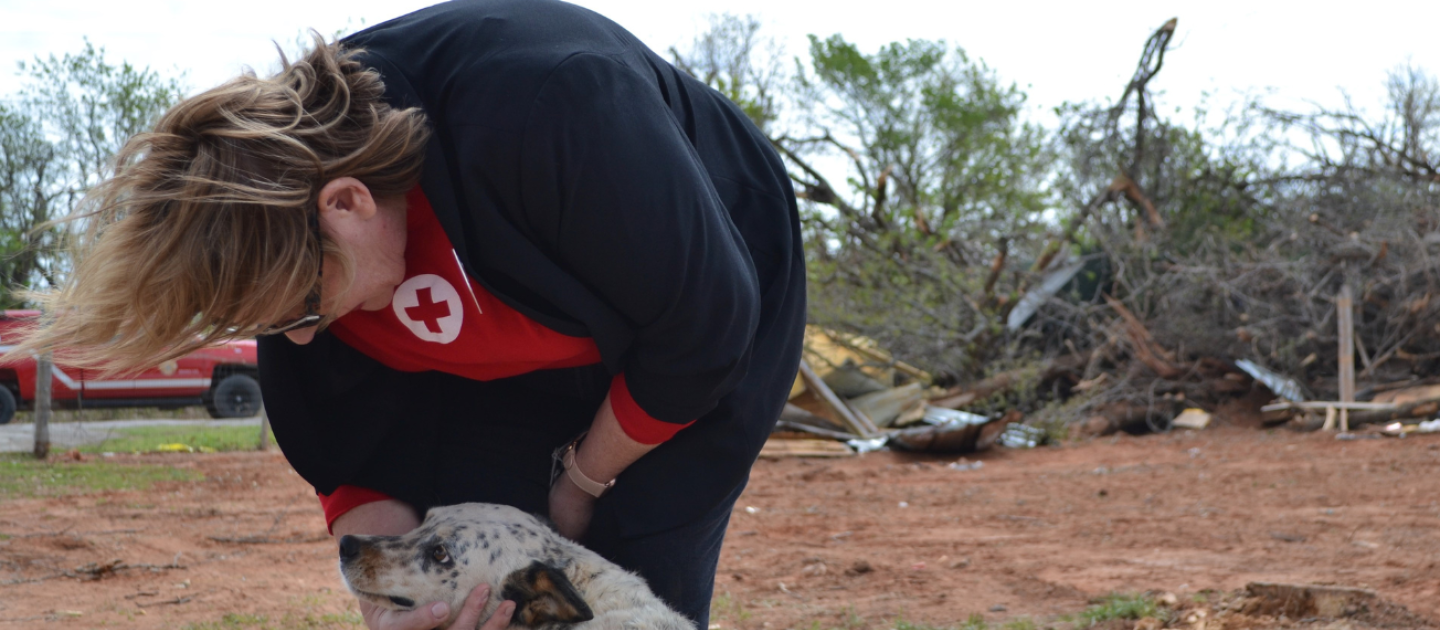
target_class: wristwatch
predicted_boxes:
[559,435,616,498]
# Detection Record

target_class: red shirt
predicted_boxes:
[318,187,692,530]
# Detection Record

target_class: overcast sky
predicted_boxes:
[2,0,1437,126]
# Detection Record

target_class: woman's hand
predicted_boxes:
[359,584,515,630]
[548,470,598,541]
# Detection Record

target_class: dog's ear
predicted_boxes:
[501,561,594,626]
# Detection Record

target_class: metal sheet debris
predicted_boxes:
[846,436,890,453]
[1006,258,1087,331]
[1235,359,1306,402]
[922,406,990,427]
[999,423,1046,448]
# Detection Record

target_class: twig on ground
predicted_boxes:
[136,596,192,608]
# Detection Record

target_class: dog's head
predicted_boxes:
[338,503,594,629]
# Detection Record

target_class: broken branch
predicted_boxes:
[1103,294,1182,378]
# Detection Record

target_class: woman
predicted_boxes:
[13,1,805,629]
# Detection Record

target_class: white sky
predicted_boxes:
[2,0,1437,128]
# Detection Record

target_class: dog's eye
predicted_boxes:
[431,545,450,564]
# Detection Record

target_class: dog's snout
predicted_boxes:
[338,535,362,562]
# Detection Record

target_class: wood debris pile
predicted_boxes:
[786,18,1440,448]
[768,301,1440,460]
[764,327,1024,458]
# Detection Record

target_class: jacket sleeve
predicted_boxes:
[517,53,762,426]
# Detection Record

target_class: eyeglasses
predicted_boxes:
[255,208,324,336]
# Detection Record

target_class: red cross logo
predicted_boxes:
[405,287,451,333]
[391,274,464,344]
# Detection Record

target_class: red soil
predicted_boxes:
[1,425,1437,629]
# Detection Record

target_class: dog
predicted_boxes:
[338,503,695,630]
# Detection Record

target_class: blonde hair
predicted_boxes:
[7,34,429,373]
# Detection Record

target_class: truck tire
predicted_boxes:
[0,387,14,425]
[207,374,262,419]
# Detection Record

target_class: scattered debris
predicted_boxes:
[764,327,1076,457]
[136,596,192,608]
[923,406,989,426]
[770,328,1030,456]
[999,424,1046,449]
[1006,257,1087,331]
[888,411,990,453]
[796,359,880,438]
[1269,531,1307,543]
[778,403,843,433]
[1117,583,1440,630]
[848,382,926,428]
[1171,408,1211,430]
[845,436,889,453]
[929,365,1037,410]
[1382,422,1410,437]
[758,438,854,459]
[1105,294,1182,379]
[1,558,186,585]
[1243,582,1377,619]
[1236,359,1306,403]
[1372,383,1440,404]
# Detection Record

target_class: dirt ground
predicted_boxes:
[2,422,1439,629]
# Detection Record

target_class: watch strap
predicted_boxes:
[562,438,615,498]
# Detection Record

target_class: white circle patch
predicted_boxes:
[391,274,463,344]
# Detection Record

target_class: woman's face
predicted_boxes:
[283,178,407,345]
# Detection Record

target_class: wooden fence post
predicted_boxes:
[257,405,271,452]
[33,351,52,459]
[1337,284,1355,432]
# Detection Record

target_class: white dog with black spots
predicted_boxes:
[338,503,695,630]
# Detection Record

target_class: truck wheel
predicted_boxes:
[207,374,262,419]
[0,387,14,425]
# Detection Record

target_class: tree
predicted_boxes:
[669,13,786,133]
[0,40,183,305]
[778,35,1055,378]
[0,105,63,307]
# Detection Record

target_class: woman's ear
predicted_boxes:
[317,177,378,221]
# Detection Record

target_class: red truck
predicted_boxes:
[0,310,262,424]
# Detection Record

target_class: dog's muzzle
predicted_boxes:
[338,535,362,563]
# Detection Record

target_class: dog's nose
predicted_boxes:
[338,535,361,562]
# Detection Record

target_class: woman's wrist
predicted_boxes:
[554,468,599,502]
[571,393,658,484]
[562,438,615,497]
